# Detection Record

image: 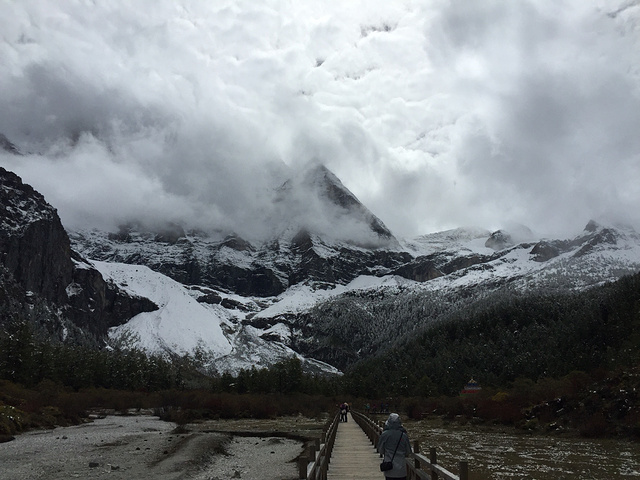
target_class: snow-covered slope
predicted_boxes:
[421,223,640,292]
[94,261,233,357]
[402,226,493,256]
[93,259,415,374]
[93,260,342,375]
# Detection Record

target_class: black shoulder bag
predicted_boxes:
[380,432,404,472]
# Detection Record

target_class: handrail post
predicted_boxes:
[414,440,421,470]
[459,461,468,480]
[298,455,308,479]
[308,442,316,463]
[430,447,438,480]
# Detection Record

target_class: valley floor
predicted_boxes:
[0,415,306,480]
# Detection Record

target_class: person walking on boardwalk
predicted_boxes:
[339,402,349,422]
[377,413,412,479]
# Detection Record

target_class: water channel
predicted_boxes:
[405,418,639,479]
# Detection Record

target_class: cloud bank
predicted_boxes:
[1,0,639,240]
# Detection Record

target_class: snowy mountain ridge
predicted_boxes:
[75,218,640,374]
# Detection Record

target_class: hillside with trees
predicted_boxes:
[340,272,640,397]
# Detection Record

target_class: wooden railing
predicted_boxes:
[297,411,340,480]
[351,410,469,480]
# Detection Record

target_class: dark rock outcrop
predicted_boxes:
[573,227,618,258]
[392,250,496,282]
[72,225,412,297]
[485,230,514,250]
[288,230,412,287]
[207,263,285,297]
[392,257,443,282]
[0,167,73,305]
[154,222,186,244]
[221,234,254,252]
[530,240,565,262]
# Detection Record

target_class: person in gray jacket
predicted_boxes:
[377,413,413,479]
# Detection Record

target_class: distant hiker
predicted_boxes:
[365,402,371,414]
[339,402,349,422]
[377,413,412,479]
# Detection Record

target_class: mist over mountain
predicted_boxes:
[273,164,398,247]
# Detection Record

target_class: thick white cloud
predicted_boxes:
[1,0,639,239]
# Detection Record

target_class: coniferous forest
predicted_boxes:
[342,271,640,398]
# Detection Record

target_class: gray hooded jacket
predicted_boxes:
[377,413,412,478]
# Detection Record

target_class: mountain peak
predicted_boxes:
[0,167,57,234]
[302,164,372,214]
[276,164,398,249]
[582,219,639,238]
[584,220,601,233]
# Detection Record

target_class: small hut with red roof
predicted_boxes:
[460,378,482,396]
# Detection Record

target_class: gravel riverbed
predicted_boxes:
[0,415,306,480]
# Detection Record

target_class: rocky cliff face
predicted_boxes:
[0,167,156,341]
[0,167,73,305]
[69,216,640,303]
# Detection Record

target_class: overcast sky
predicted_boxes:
[1,0,639,240]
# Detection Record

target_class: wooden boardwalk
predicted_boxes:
[327,413,382,479]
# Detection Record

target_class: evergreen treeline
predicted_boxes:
[0,319,338,396]
[0,320,182,391]
[341,273,640,397]
[214,358,338,396]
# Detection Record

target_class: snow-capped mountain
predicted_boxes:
[273,164,399,248]
[3,164,640,375]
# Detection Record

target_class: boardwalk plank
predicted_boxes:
[327,413,382,479]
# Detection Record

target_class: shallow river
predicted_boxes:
[406,419,639,479]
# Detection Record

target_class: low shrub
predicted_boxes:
[0,405,26,435]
